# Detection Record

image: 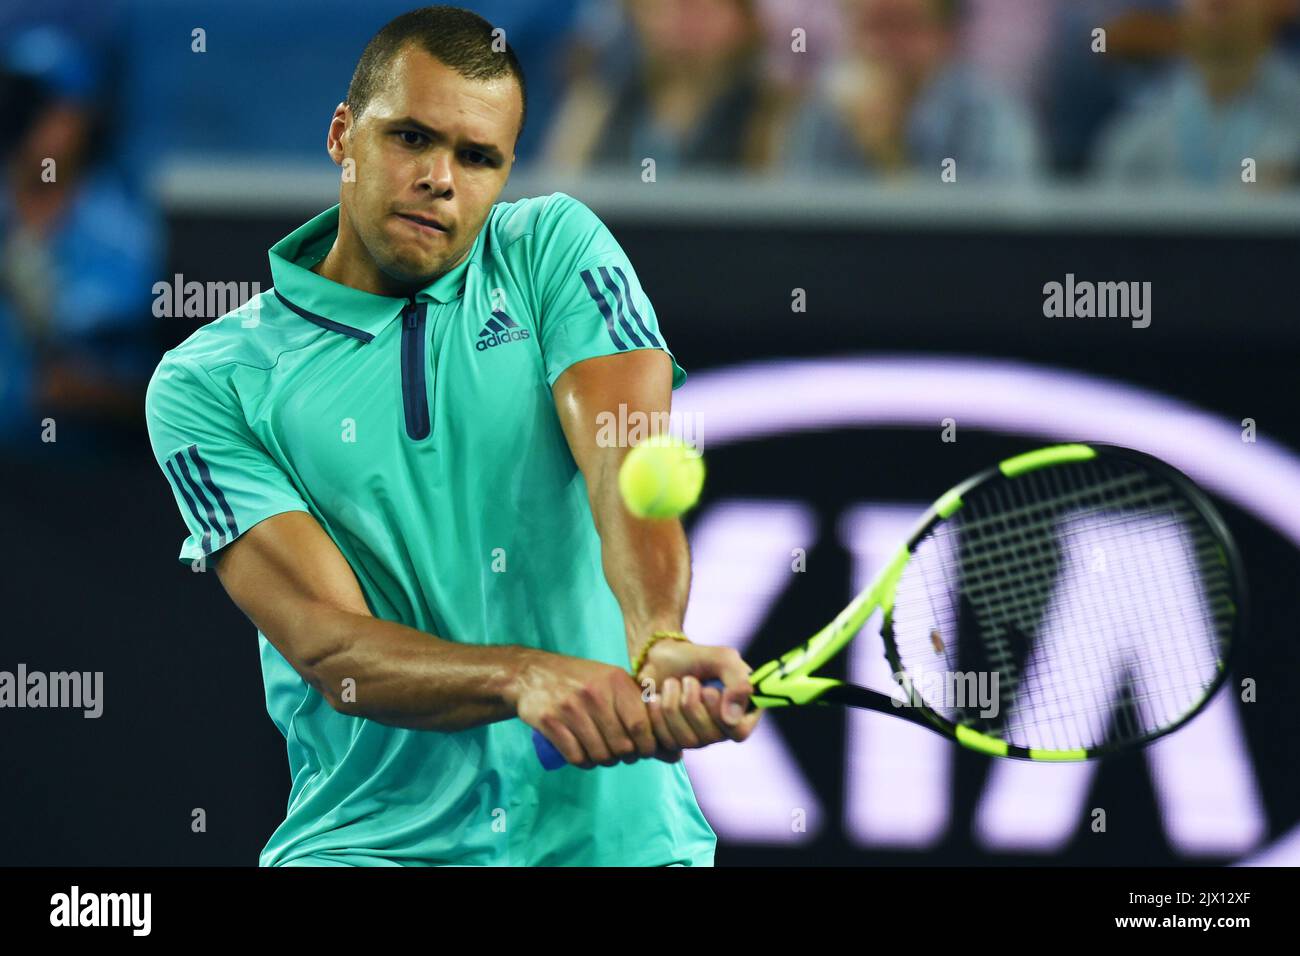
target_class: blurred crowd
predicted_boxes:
[1,0,1299,452]
[0,19,161,453]
[542,0,1300,183]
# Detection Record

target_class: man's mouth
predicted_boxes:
[395,212,450,235]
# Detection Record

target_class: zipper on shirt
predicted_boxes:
[400,296,431,440]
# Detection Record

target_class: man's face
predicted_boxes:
[332,46,521,290]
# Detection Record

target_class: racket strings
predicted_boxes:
[891,457,1234,752]
[1006,467,1224,745]
[977,464,1225,748]
[1008,462,1228,746]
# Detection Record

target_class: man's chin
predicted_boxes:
[377,256,449,289]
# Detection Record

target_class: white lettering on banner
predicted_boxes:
[685,499,1266,856]
[680,500,824,842]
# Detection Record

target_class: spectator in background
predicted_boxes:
[1092,0,1300,187]
[784,0,1042,180]
[1043,0,1180,176]
[755,0,844,91]
[962,0,1057,109]
[543,0,789,172]
[0,24,161,454]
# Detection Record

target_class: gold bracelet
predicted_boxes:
[632,630,690,678]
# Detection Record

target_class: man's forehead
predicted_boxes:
[366,46,521,128]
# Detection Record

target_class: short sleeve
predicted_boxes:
[531,194,686,388]
[145,355,310,564]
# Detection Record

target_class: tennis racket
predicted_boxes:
[533,442,1245,768]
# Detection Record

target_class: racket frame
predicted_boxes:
[744,442,1247,761]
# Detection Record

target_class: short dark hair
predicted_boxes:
[346,6,527,134]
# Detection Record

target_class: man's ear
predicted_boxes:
[326,102,350,165]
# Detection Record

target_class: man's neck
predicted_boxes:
[314,238,414,299]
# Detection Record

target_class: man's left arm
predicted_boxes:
[552,350,760,757]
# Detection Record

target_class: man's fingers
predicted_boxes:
[613,681,658,760]
[729,707,763,742]
[646,684,681,755]
[659,677,701,749]
[566,706,616,767]
[714,651,756,727]
[541,722,587,769]
[700,683,748,742]
[583,681,642,766]
[717,684,754,736]
[680,676,724,744]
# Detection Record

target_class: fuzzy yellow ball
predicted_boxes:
[619,435,705,519]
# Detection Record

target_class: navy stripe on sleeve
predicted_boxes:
[598,267,645,348]
[611,266,661,348]
[580,268,627,350]
[166,454,216,554]
[187,445,239,541]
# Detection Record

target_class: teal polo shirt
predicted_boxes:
[144,193,715,866]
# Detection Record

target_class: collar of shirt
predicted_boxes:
[267,203,485,343]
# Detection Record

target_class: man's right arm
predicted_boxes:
[211,510,661,768]
[146,355,662,768]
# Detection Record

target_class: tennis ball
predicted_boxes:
[619,435,705,519]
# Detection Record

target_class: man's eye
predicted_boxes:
[463,150,490,166]
[397,131,426,147]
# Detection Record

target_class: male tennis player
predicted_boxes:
[144,6,760,866]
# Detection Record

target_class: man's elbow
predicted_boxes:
[280,605,363,715]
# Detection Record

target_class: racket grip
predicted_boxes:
[532,679,726,770]
[532,731,568,770]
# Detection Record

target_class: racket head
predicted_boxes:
[878,442,1246,760]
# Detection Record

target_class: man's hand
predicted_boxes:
[636,640,762,758]
[511,651,662,769]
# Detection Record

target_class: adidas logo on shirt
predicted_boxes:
[476,310,531,351]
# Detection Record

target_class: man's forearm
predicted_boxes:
[297,602,543,731]
[587,459,692,666]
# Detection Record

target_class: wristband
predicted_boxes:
[632,630,690,678]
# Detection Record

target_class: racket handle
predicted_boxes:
[532,731,568,770]
[532,679,726,770]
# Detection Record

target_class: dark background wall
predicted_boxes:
[3,207,1297,865]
